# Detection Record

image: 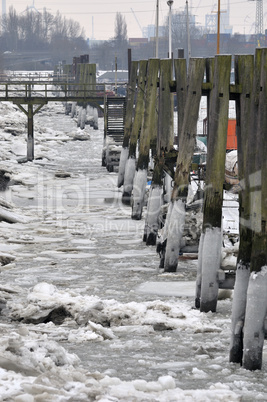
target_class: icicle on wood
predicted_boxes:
[195,232,204,308]
[164,58,205,272]
[71,102,76,118]
[243,269,267,370]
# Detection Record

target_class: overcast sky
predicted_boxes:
[9,0,264,40]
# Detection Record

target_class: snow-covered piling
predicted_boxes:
[197,55,231,312]
[77,107,84,128]
[195,232,205,308]
[243,268,267,370]
[118,147,129,189]
[199,227,222,312]
[117,61,138,187]
[229,262,250,363]
[122,156,136,204]
[131,169,148,220]
[120,60,147,196]
[144,185,163,245]
[71,102,76,118]
[163,173,172,204]
[229,54,254,364]
[93,108,98,129]
[144,59,174,244]
[242,48,267,370]
[164,199,186,271]
[131,58,159,219]
[164,58,205,271]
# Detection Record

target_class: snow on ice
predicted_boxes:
[0,88,266,401]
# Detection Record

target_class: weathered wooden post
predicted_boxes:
[27,103,34,161]
[15,98,47,162]
[163,58,205,272]
[71,62,81,119]
[88,63,96,92]
[199,54,232,313]
[174,58,187,145]
[77,63,87,128]
[122,60,147,204]
[144,58,174,245]
[75,63,81,91]
[242,48,267,371]
[117,61,139,188]
[131,58,159,220]
[229,54,254,364]
[195,57,214,307]
[156,58,187,256]
[87,64,98,129]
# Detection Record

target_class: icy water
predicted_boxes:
[0,100,267,400]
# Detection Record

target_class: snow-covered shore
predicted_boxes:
[0,97,265,401]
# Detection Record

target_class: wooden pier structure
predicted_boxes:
[1,49,266,371]
[118,49,267,370]
[0,65,126,162]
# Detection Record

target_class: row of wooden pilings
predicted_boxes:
[62,62,99,129]
[117,49,267,371]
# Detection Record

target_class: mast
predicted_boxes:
[217,0,221,54]
[155,0,159,58]
[186,0,191,63]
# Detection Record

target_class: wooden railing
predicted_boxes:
[0,81,127,102]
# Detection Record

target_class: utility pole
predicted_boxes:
[156,0,159,58]
[186,0,191,63]
[167,1,174,58]
[217,0,221,54]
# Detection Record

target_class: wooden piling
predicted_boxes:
[88,63,96,92]
[174,58,187,144]
[229,54,254,365]
[117,61,138,188]
[122,60,147,203]
[243,48,267,371]
[163,57,205,272]
[199,54,232,313]
[144,58,174,245]
[195,58,214,307]
[27,104,34,161]
[131,58,160,220]
[155,58,187,255]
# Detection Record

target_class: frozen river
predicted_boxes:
[0,99,266,400]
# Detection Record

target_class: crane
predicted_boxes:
[249,0,263,35]
[131,8,143,36]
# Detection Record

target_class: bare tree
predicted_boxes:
[42,8,54,42]
[1,6,19,50]
[114,12,127,43]
[113,12,128,69]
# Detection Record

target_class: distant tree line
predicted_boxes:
[0,7,88,66]
[0,7,264,72]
